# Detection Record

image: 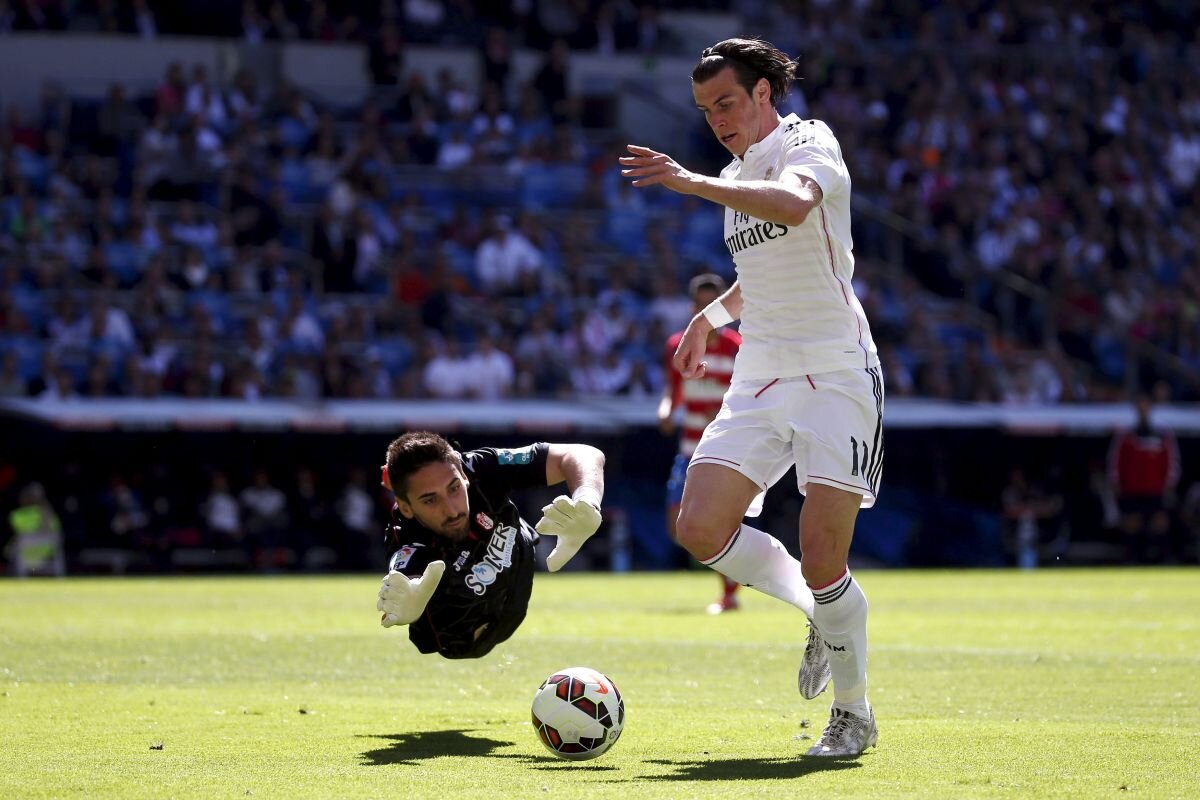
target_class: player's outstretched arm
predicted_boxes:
[619,145,820,226]
[538,444,606,572]
[377,560,445,628]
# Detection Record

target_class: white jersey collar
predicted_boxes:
[739,113,800,167]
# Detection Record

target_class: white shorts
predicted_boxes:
[688,367,884,516]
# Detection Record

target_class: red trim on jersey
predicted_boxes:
[819,206,869,368]
[754,378,779,398]
[806,374,816,390]
[808,474,875,496]
[819,206,850,306]
[691,455,742,468]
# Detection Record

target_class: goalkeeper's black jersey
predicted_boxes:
[385,444,547,659]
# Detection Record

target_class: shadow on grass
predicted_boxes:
[628,754,863,781]
[359,729,517,765]
[359,729,594,768]
[359,731,848,778]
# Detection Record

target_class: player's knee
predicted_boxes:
[674,510,730,560]
[665,506,680,543]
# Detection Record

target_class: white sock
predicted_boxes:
[700,524,814,618]
[810,569,869,716]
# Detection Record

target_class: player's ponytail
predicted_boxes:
[693,37,798,107]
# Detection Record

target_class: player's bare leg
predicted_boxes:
[678,464,812,610]
[674,463,759,560]
[668,495,738,614]
[675,472,742,616]
[675,464,827,693]
[800,483,875,756]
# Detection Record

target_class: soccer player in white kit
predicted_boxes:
[619,37,882,757]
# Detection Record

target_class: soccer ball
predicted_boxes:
[530,666,625,761]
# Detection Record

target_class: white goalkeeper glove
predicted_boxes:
[377,560,445,628]
[536,490,603,572]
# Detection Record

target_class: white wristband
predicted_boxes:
[571,487,603,511]
[701,299,734,329]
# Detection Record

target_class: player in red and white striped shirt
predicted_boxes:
[658,274,742,613]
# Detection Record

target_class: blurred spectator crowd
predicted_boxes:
[0,450,389,573]
[0,0,722,50]
[0,0,1198,404]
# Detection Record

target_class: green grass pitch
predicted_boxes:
[2,569,1198,799]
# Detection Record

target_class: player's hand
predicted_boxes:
[377,560,445,628]
[536,495,603,572]
[619,144,698,193]
[673,317,712,379]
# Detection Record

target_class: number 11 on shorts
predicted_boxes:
[850,436,868,478]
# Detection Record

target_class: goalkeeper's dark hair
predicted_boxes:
[692,37,798,108]
[385,431,464,498]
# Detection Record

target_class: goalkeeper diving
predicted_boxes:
[376,431,605,658]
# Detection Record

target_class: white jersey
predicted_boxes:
[720,114,879,380]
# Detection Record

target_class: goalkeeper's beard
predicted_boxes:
[438,514,470,541]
